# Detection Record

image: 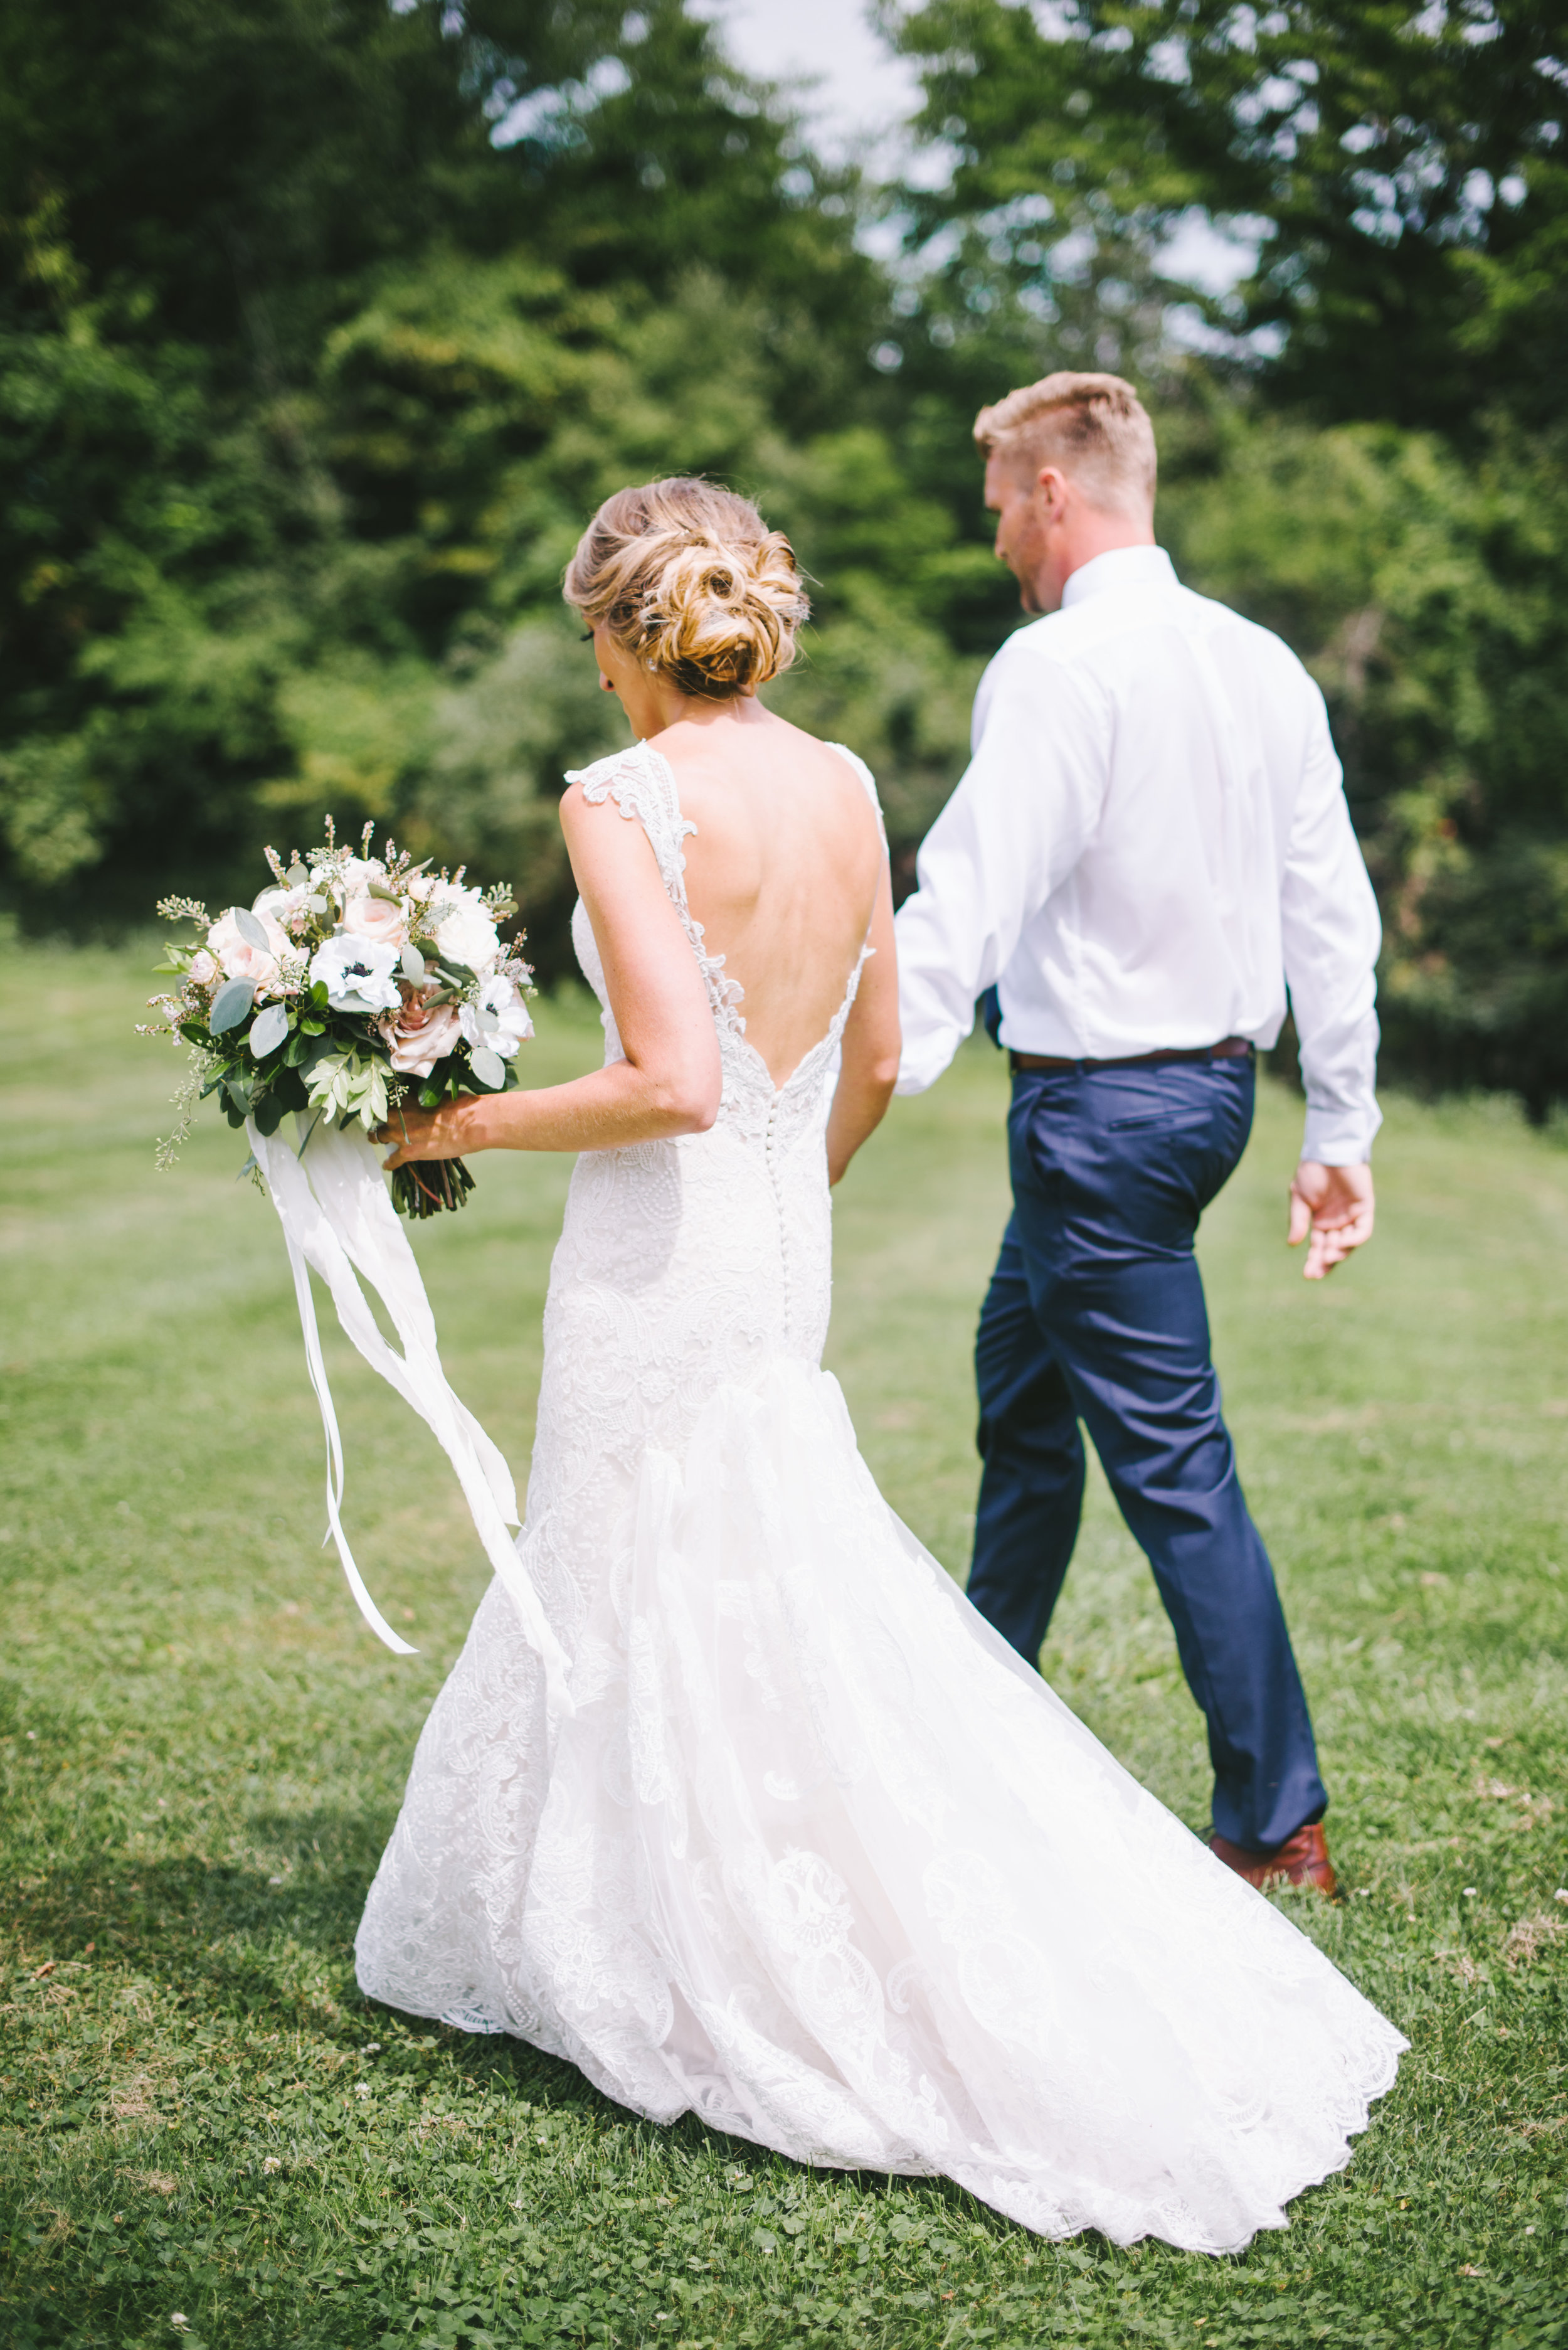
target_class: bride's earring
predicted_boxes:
[599,672,615,694]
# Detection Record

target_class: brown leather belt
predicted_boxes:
[1010,1036,1252,1073]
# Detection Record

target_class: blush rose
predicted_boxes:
[208,906,289,992]
[342,892,409,950]
[376,992,464,1078]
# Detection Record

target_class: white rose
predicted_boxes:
[252,884,315,950]
[341,893,410,951]
[460,977,533,1060]
[188,949,217,986]
[375,994,464,1078]
[208,906,289,991]
[341,856,387,896]
[308,933,403,1016]
[432,891,500,973]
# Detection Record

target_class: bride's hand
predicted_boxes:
[376,1096,483,1167]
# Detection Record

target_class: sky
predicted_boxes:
[697,0,1256,299]
[693,0,926,167]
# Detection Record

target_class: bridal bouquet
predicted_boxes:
[147,821,533,1217]
[140,822,570,1695]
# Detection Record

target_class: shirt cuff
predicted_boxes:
[1301,1098,1382,1166]
[895,1024,965,1095]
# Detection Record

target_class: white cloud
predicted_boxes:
[694,0,926,167]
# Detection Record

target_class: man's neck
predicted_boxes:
[1039,514,1155,613]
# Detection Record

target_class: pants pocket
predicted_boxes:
[1106,1110,1216,1133]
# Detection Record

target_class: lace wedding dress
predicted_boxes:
[356,738,1404,2253]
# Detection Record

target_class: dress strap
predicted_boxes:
[564,741,744,1035]
[826,742,889,856]
[564,742,697,912]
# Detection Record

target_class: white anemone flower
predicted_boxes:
[460,977,533,1059]
[309,933,403,1016]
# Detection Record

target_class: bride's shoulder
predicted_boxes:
[767,716,880,805]
[562,740,690,837]
[784,729,885,837]
[563,738,664,809]
[821,738,881,808]
[559,742,694,895]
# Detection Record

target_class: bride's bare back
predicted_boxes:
[381,478,902,1191]
[657,706,886,1088]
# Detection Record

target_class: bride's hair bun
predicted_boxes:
[564,478,809,698]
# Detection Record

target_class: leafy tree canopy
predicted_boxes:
[5,0,1568,1111]
[884,0,1568,430]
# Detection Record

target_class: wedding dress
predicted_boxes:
[355,738,1404,2253]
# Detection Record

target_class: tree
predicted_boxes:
[0,0,948,948]
[1159,411,1568,1112]
[884,0,1568,432]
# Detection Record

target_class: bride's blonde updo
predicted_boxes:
[563,477,809,699]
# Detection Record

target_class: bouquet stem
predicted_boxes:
[391,1157,477,1218]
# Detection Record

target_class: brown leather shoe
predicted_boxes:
[1209,1822,1338,1898]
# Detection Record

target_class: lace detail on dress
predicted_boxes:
[569,738,748,1036]
[564,739,876,1162]
[354,731,1406,2255]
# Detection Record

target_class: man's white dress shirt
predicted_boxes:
[893,546,1382,1165]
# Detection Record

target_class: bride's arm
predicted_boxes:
[826,864,901,1186]
[379,785,721,1164]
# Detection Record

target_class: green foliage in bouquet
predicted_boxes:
[145,820,533,1217]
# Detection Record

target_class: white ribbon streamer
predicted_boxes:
[246,1114,574,1716]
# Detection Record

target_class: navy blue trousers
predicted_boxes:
[967,1055,1327,1852]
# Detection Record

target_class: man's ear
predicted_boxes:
[1034,465,1071,520]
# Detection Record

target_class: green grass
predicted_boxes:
[2,934,1565,2350]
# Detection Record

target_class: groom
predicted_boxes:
[894,372,1380,1896]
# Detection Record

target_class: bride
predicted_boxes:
[358,476,1404,2253]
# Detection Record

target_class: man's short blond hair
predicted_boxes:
[974,371,1157,516]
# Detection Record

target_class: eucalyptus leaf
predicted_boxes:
[233,905,271,951]
[285,864,309,888]
[469,1046,506,1091]
[307,894,329,915]
[369,880,404,904]
[401,944,426,982]
[209,977,256,1034]
[248,1002,289,1058]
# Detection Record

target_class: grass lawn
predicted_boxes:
[3,933,1566,2350]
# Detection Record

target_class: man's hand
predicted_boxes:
[1288,1161,1375,1280]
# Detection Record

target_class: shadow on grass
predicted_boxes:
[7,1817,1025,2267]
[6,1837,613,2161]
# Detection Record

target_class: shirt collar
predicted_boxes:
[1059,545,1177,609]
